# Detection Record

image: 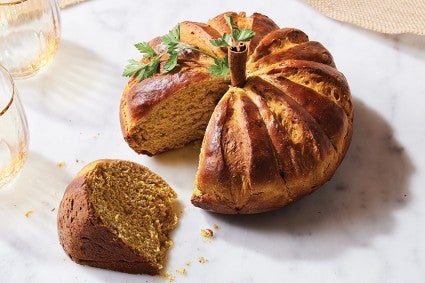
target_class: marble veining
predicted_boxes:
[1,0,425,282]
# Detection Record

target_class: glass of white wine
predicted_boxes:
[0,64,29,189]
[0,0,61,78]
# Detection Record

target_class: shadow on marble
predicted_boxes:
[153,143,201,166]
[383,33,425,49]
[0,152,71,263]
[17,40,123,128]
[149,144,200,193]
[378,33,425,63]
[206,99,414,259]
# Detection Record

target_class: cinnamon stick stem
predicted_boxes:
[228,43,248,87]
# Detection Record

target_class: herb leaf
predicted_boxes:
[163,53,178,73]
[208,56,229,78]
[210,33,232,47]
[234,28,255,42]
[134,42,157,58]
[147,59,160,76]
[135,68,146,82]
[161,25,180,45]
[221,15,256,44]
[123,58,160,82]
[134,58,160,81]
[124,14,255,82]
[122,59,145,77]
[224,15,235,33]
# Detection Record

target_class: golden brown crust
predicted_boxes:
[191,93,235,213]
[247,12,280,54]
[249,28,309,63]
[180,21,226,58]
[120,69,211,154]
[246,77,338,189]
[191,13,352,213]
[260,74,348,151]
[207,11,238,34]
[119,12,353,214]
[121,70,211,126]
[259,59,353,118]
[192,89,292,214]
[250,41,336,69]
[207,12,280,54]
[120,68,229,156]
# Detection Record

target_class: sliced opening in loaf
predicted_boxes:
[86,161,177,270]
[131,79,229,155]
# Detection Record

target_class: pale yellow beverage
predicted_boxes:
[0,138,27,187]
[0,64,28,188]
[0,0,61,78]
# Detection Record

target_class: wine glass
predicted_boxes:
[0,0,61,78]
[0,64,29,189]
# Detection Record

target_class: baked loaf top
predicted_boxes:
[57,159,178,274]
[120,12,353,214]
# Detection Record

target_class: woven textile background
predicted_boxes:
[59,0,87,9]
[306,0,425,34]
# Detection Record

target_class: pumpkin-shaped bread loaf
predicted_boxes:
[120,12,353,214]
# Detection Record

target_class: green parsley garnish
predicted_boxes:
[211,15,255,48]
[123,15,255,82]
[122,58,160,81]
[134,42,157,58]
[208,56,230,78]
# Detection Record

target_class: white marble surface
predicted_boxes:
[1,0,425,282]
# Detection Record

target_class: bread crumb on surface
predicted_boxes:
[25,210,34,218]
[213,224,219,230]
[57,161,66,168]
[164,272,175,281]
[185,261,191,266]
[75,159,85,164]
[198,256,208,264]
[200,229,214,238]
[176,268,187,275]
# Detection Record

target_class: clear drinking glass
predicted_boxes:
[0,0,61,78]
[0,64,29,188]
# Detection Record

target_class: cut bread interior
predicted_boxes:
[123,72,229,155]
[85,160,178,271]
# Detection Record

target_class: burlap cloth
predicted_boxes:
[58,0,87,9]
[305,0,425,35]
